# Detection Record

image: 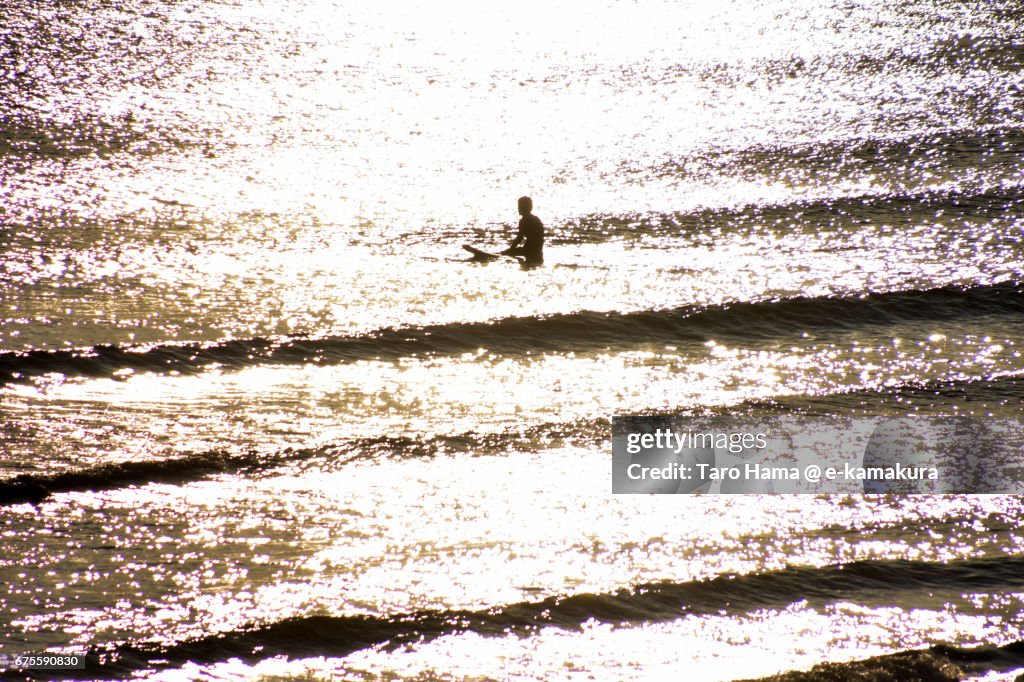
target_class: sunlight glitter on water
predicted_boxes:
[6,451,1021,651]
[3,215,1018,353]
[6,0,1022,233]
[3,322,1021,474]
[3,0,1024,676]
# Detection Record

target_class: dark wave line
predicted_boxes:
[650,37,1024,93]
[26,555,1024,679]
[743,372,1024,416]
[0,420,606,506]
[1,282,1021,386]
[738,640,1024,682]
[0,447,319,507]
[639,128,1024,192]
[561,184,1024,245]
[5,371,1021,506]
[862,34,1024,76]
[576,182,1024,247]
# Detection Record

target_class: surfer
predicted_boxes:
[501,196,544,266]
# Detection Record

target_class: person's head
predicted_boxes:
[518,196,533,215]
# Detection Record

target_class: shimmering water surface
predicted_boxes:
[2,0,1024,679]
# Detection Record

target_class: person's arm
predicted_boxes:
[506,224,525,250]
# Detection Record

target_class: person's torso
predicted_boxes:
[519,214,544,250]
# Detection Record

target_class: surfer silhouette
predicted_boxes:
[501,196,544,266]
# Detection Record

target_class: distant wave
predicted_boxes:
[737,641,1024,682]
[0,420,606,506]
[3,372,1021,507]
[715,37,1024,84]
[1,282,1021,386]
[868,34,1024,75]
[562,185,1024,246]
[620,136,1024,225]
[0,447,323,506]
[23,555,1024,679]
[746,372,1024,415]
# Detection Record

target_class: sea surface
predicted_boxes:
[2,0,1024,679]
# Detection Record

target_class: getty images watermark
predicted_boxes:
[612,416,1024,494]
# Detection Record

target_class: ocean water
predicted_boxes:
[2,0,1024,679]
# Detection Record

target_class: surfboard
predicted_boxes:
[462,245,502,261]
